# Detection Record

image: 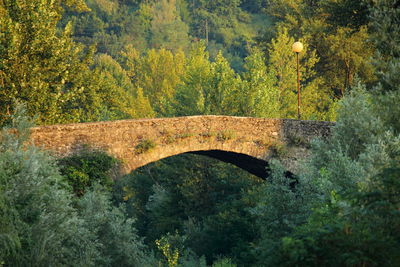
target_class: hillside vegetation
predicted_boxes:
[1,0,400,266]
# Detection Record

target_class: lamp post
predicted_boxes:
[292,41,303,120]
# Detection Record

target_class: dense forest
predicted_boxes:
[1,0,400,266]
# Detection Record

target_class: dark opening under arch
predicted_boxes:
[187,150,296,184]
[188,150,269,179]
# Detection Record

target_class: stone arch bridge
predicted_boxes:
[30,116,334,178]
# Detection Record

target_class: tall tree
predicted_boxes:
[321,0,370,29]
[238,48,280,118]
[324,26,375,96]
[93,53,155,119]
[0,0,107,125]
[207,51,241,115]
[174,43,213,116]
[122,46,186,116]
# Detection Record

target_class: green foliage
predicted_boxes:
[189,0,254,62]
[156,233,181,267]
[114,154,262,265]
[266,25,336,120]
[175,48,242,116]
[124,47,186,116]
[0,109,96,265]
[207,52,241,115]
[93,53,144,120]
[2,0,400,266]
[271,165,400,266]
[264,0,376,104]
[270,142,289,158]
[250,2,400,265]
[237,48,280,118]
[251,161,313,265]
[58,148,118,196]
[149,0,191,51]
[286,133,310,148]
[369,0,400,59]
[0,110,153,265]
[77,185,153,266]
[368,0,400,91]
[212,258,237,267]
[175,44,255,117]
[45,0,385,121]
[134,139,156,154]
[321,0,369,29]
[0,0,105,125]
[174,43,213,116]
[324,26,375,96]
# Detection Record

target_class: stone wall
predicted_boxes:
[29,116,334,177]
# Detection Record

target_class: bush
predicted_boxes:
[135,139,157,154]
[58,148,118,196]
[0,107,96,265]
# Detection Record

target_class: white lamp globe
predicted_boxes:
[292,42,303,53]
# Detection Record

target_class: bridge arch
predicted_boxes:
[29,116,333,178]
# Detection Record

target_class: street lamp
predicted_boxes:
[292,41,303,120]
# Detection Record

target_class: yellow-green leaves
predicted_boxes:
[0,0,99,125]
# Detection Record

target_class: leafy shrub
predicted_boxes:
[58,148,118,196]
[135,139,157,154]
[0,107,97,265]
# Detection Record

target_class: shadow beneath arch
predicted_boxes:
[188,150,297,188]
[188,150,269,179]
